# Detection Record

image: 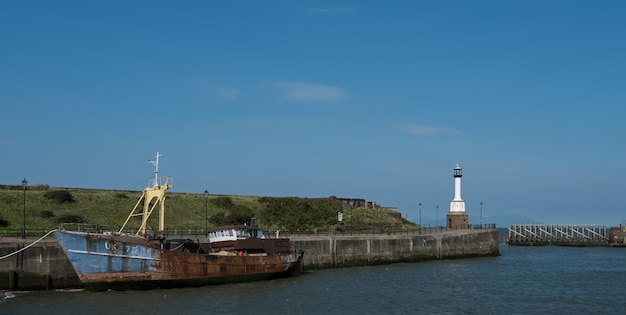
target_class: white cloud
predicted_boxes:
[269,81,345,103]
[401,124,458,136]
[309,7,354,15]
[200,79,241,102]
[212,87,240,101]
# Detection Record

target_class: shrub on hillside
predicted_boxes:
[209,212,227,226]
[210,205,254,226]
[44,190,75,204]
[54,214,84,223]
[39,210,55,218]
[32,184,50,191]
[0,215,8,227]
[258,197,343,230]
[210,196,233,209]
[228,205,254,225]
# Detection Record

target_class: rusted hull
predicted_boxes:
[79,269,299,291]
[55,231,304,291]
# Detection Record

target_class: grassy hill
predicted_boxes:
[0,184,418,235]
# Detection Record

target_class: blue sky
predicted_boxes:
[1,1,625,226]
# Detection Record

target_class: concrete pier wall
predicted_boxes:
[0,229,499,290]
[0,238,80,290]
[290,229,499,269]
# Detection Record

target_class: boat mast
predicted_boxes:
[149,152,161,187]
[119,152,173,236]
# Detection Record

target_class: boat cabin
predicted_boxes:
[206,218,291,255]
[207,224,265,243]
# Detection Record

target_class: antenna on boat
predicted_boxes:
[148,152,161,187]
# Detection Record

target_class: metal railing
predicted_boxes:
[507,224,609,245]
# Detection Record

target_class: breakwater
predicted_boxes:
[0,238,80,290]
[290,229,499,269]
[0,229,499,290]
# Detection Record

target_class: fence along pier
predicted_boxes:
[507,224,609,246]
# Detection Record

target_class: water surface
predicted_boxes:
[2,245,625,314]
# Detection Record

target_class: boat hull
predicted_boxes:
[55,230,304,291]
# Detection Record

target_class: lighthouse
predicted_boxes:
[446,164,469,229]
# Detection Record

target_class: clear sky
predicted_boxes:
[1,1,625,226]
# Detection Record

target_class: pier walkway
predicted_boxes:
[507,224,610,246]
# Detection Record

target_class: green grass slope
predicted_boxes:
[0,184,418,234]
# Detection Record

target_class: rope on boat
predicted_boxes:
[168,241,187,251]
[0,229,58,260]
[166,239,204,253]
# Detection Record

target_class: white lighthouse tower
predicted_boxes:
[447,164,469,229]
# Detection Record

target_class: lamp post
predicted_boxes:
[204,190,209,233]
[21,178,27,238]
[418,203,422,227]
[436,205,439,229]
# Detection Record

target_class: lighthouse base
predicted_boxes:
[446,212,469,229]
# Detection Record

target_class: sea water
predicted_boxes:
[2,243,625,314]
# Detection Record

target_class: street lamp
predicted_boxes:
[436,205,439,229]
[21,178,27,238]
[204,190,209,233]
[418,203,422,227]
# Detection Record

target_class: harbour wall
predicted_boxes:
[0,238,80,290]
[290,229,499,269]
[0,229,499,290]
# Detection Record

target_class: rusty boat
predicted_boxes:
[54,153,304,291]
